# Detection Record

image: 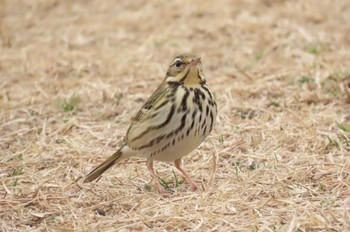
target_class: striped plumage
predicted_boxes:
[84,53,217,193]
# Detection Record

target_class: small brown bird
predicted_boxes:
[84,53,217,193]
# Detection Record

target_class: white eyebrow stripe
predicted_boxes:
[171,58,182,65]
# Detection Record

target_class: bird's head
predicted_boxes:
[165,53,206,86]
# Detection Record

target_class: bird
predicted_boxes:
[84,53,217,193]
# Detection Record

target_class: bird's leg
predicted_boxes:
[174,159,198,191]
[146,159,166,194]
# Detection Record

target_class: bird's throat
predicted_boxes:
[183,67,201,85]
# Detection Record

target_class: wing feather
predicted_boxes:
[126,82,175,148]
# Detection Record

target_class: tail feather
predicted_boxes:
[84,149,123,183]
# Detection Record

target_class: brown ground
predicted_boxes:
[1,0,350,231]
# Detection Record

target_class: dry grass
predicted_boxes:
[1,0,350,231]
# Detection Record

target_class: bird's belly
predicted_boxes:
[130,86,217,163]
[135,113,211,162]
[147,132,204,162]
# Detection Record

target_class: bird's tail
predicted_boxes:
[83,148,124,183]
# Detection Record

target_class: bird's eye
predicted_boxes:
[174,60,182,68]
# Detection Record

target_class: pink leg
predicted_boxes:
[146,160,166,194]
[174,159,198,192]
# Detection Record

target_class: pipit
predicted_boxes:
[84,53,217,193]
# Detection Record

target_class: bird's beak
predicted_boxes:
[189,57,201,67]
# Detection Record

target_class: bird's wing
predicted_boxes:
[126,82,175,149]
